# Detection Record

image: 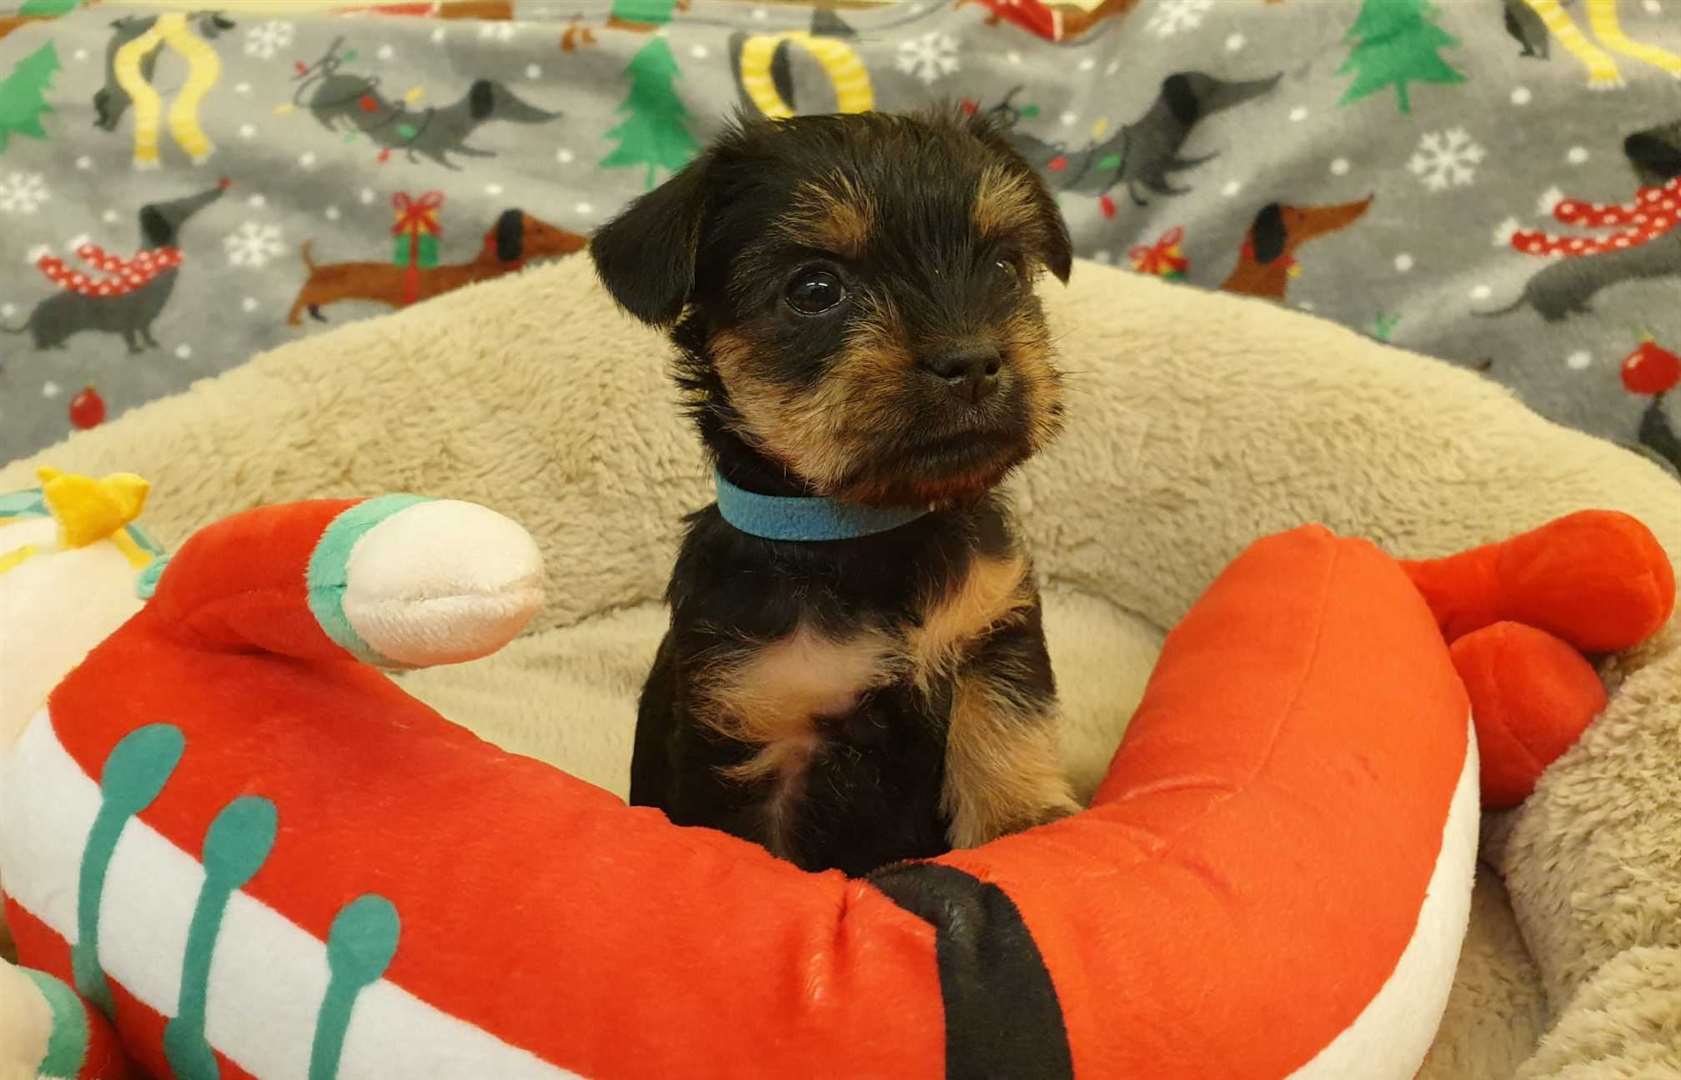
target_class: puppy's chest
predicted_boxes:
[692,552,1031,752]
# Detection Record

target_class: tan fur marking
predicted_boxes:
[777,176,875,259]
[972,164,1041,242]
[696,622,896,780]
[998,306,1064,455]
[942,673,1079,849]
[696,622,898,858]
[908,554,1032,691]
[712,307,914,496]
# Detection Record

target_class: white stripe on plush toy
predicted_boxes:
[0,712,581,1080]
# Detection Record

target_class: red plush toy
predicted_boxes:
[0,485,1670,1080]
[1402,510,1674,806]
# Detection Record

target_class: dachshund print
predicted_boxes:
[286,208,586,325]
[1221,196,1375,300]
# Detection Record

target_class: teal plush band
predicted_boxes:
[23,969,89,1080]
[306,495,431,665]
[0,488,47,519]
[714,472,925,542]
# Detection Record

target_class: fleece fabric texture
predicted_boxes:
[5,256,1680,1078]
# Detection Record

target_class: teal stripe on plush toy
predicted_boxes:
[0,488,47,519]
[74,724,185,1017]
[306,495,431,666]
[310,894,401,1080]
[714,472,926,542]
[165,795,279,1080]
[23,969,89,1079]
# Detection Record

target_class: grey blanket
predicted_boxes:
[1,0,1679,477]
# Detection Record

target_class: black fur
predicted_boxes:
[1250,202,1286,265]
[635,497,1048,876]
[593,111,1071,874]
[590,161,710,325]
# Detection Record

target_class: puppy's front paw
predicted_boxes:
[1029,795,1082,829]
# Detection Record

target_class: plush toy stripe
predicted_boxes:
[23,968,90,1078]
[0,488,48,519]
[0,711,585,1080]
[870,863,1073,1079]
[305,494,431,667]
[6,963,135,1080]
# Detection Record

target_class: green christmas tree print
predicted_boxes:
[0,42,60,153]
[600,37,699,190]
[1337,0,1466,115]
[19,0,83,15]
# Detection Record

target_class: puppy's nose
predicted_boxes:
[922,346,1002,403]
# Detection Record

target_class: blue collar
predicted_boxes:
[714,471,927,542]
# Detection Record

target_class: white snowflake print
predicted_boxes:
[244,20,295,60]
[1492,217,1522,247]
[0,172,49,215]
[896,32,959,85]
[1408,128,1486,192]
[1146,0,1213,38]
[478,21,516,41]
[224,222,285,268]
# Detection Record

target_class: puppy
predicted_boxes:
[591,110,1078,876]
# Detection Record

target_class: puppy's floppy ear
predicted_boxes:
[495,208,523,262]
[1250,203,1286,264]
[1032,180,1073,283]
[590,154,711,325]
[963,110,1073,284]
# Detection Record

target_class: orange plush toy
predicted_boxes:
[1402,511,1675,807]
[0,485,1672,1080]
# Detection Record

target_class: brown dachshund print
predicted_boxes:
[287,208,586,325]
[1221,196,1374,300]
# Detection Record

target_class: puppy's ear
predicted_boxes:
[1250,203,1286,264]
[1033,182,1074,284]
[495,208,523,262]
[590,154,711,325]
[964,110,1073,284]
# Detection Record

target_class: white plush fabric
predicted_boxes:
[5,256,1678,1077]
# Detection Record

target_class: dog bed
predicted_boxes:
[5,256,1680,1077]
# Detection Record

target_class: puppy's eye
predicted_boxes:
[786,269,847,316]
[993,257,1022,280]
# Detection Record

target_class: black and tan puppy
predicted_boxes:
[591,110,1077,876]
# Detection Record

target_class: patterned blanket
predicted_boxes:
[2,0,1680,477]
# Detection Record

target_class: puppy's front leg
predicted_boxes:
[941,608,1079,849]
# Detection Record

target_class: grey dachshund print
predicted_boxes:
[3,181,228,355]
[291,36,561,169]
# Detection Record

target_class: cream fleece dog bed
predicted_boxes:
[6,257,1680,1078]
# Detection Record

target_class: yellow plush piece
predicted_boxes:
[0,469,161,816]
[37,468,151,551]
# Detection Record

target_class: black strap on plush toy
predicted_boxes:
[870,863,1074,1080]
